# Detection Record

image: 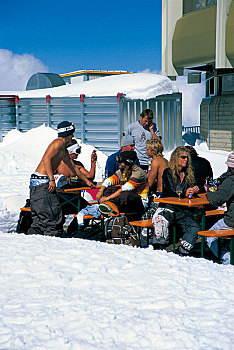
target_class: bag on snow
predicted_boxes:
[16,199,32,234]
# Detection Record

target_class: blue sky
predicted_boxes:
[1,0,162,74]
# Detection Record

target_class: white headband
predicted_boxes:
[57,124,75,133]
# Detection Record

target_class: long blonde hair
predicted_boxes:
[169,146,195,184]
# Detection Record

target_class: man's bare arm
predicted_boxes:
[63,152,95,187]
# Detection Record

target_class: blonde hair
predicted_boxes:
[146,139,164,157]
[169,146,195,184]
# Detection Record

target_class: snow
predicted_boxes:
[0,126,233,350]
[0,73,178,100]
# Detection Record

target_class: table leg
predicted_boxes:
[218,238,221,262]
[173,226,176,253]
[230,237,234,265]
[201,208,206,231]
[147,228,149,247]
[77,191,81,235]
[201,236,205,258]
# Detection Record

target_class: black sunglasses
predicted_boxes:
[180,156,188,159]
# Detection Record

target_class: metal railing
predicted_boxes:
[182,125,200,134]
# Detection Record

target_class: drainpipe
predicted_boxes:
[202,96,213,149]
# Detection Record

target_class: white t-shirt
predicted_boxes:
[125,121,161,166]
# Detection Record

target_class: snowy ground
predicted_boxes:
[0,126,233,349]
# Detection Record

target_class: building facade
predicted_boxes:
[162,0,234,151]
[60,70,133,84]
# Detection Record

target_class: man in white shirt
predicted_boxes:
[125,109,161,171]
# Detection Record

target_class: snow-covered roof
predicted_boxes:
[0,73,178,100]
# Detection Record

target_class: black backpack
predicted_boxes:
[16,199,32,234]
[67,218,106,242]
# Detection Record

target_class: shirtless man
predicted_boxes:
[27,121,94,237]
[146,139,168,195]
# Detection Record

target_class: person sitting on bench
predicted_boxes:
[152,146,200,254]
[55,140,97,189]
[97,151,149,221]
[55,140,97,215]
[206,151,234,265]
[140,139,168,246]
[104,135,140,178]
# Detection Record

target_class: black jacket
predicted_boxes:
[207,170,234,227]
[162,168,196,198]
[191,156,213,193]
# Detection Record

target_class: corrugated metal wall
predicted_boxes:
[0,93,182,155]
[0,96,16,141]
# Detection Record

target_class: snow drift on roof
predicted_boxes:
[1,73,178,100]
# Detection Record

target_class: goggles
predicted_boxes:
[67,143,81,155]
[116,154,134,165]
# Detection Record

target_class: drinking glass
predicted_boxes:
[176,184,182,200]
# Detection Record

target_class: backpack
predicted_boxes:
[106,215,138,245]
[16,199,32,234]
[67,217,106,242]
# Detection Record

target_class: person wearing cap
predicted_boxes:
[27,121,94,237]
[125,109,161,171]
[97,150,149,220]
[104,135,140,178]
[205,151,234,264]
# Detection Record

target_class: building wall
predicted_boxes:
[200,94,234,151]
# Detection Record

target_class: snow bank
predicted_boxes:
[0,233,233,349]
[0,73,178,100]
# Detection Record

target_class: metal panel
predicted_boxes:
[0,96,16,141]
[0,93,182,155]
[50,97,82,140]
[83,96,119,155]
[18,98,47,131]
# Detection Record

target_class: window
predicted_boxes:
[183,0,217,15]
[222,75,234,94]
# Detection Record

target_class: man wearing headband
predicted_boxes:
[27,121,95,237]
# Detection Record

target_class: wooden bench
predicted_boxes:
[129,219,152,247]
[205,209,225,217]
[198,229,234,265]
[20,207,31,212]
[129,219,177,252]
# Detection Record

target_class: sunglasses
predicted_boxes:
[180,156,188,159]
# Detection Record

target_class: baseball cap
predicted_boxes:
[121,135,135,148]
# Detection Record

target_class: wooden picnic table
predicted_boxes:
[153,193,209,208]
[57,185,101,211]
[153,193,210,232]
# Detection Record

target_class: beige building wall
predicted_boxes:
[200,95,234,151]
